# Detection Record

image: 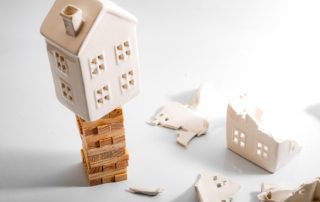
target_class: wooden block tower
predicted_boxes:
[77,106,129,186]
[40,0,140,186]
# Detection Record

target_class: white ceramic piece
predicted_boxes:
[150,84,210,148]
[129,187,164,196]
[195,172,241,202]
[257,178,320,202]
[40,0,141,122]
[226,94,302,172]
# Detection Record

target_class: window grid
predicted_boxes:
[115,39,132,65]
[120,70,135,94]
[89,53,105,79]
[60,79,73,103]
[233,129,246,149]
[95,85,110,108]
[256,141,269,159]
[54,51,68,75]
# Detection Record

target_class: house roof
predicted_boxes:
[40,0,138,56]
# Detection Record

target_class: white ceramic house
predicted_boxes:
[40,0,140,122]
[226,94,302,173]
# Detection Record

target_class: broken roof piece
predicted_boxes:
[150,84,210,148]
[129,187,163,196]
[226,94,302,172]
[257,178,320,202]
[195,172,241,202]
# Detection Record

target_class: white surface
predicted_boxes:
[0,0,320,201]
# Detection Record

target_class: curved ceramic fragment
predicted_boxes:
[257,178,320,202]
[186,84,213,110]
[226,94,302,172]
[150,84,210,148]
[177,131,198,149]
[195,172,241,202]
[129,187,163,196]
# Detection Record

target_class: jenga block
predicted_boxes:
[99,137,112,147]
[98,124,111,134]
[88,154,100,162]
[115,173,127,182]
[87,141,99,149]
[116,160,128,169]
[109,106,123,118]
[112,148,126,158]
[103,164,116,171]
[99,151,113,160]
[85,128,125,144]
[80,114,124,129]
[88,166,102,174]
[76,115,83,135]
[112,134,126,144]
[87,141,126,156]
[90,149,129,168]
[90,178,102,186]
[84,127,98,136]
[111,122,124,130]
[102,175,115,184]
[80,149,85,163]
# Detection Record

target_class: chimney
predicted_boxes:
[60,5,83,37]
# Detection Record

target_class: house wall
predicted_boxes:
[45,39,89,119]
[78,11,140,121]
[226,105,278,172]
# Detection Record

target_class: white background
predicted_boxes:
[1,0,320,201]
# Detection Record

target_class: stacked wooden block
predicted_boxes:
[76,106,129,186]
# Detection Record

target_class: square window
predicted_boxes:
[213,176,218,181]
[240,133,245,139]
[263,152,268,159]
[217,183,222,188]
[264,146,268,152]
[240,142,245,148]
[234,137,238,144]
[258,143,262,148]
[234,130,238,136]
[257,150,261,156]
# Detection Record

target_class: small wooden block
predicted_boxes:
[90,178,102,186]
[88,154,100,162]
[76,115,83,135]
[99,151,113,160]
[115,173,127,182]
[112,148,126,158]
[103,164,116,171]
[116,160,128,169]
[111,122,124,131]
[109,107,123,118]
[98,124,111,134]
[84,127,98,136]
[88,166,102,174]
[80,149,85,163]
[102,175,115,184]
[99,137,112,147]
[87,141,100,149]
[112,135,126,144]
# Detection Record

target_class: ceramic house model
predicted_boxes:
[40,0,140,122]
[226,94,302,172]
[257,178,320,202]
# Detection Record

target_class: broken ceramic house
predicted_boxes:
[129,187,164,196]
[40,0,141,122]
[195,172,241,202]
[151,84,211,148]
[226,94,302,172]
[257,178,320,202]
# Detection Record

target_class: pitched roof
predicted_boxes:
[40,0,138,56]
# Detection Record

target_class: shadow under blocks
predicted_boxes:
[0,151,88,190]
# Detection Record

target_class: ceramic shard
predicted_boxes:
[151,84,210,148]
[257,178,320,202]
[195,172,241,202]
[129,187,164,196]
[226,94,302,172]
